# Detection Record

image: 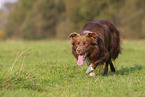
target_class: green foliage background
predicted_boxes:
[2,0,145,39]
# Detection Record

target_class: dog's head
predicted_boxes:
[69,32,97,65]
[69,32,97,55]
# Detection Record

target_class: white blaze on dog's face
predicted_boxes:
[69,32,97,65]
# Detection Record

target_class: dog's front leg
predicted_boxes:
[85,59,95,75]
[86,63,94,74]
[89,71,96,76]
[91,50,109,70]
[86,58,91,66]
[86,63,96,76]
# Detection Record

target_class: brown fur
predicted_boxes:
[69,20,121,75]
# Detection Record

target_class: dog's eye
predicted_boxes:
[83,42,88,45]
[76,42,80,45]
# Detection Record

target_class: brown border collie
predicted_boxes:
[69,20,121,76]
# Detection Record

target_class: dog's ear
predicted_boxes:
[68,32,80,39]
[68,32,80,45]
[86,32,96,39]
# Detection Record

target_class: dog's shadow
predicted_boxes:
[108,64,144,76]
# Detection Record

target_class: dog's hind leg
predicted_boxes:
[110,61,115,72]
[103,60,115,75]
[103,62,108,76]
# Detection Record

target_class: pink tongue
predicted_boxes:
[77,55,84,65]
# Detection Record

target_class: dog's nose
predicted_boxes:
[76,49,81,54]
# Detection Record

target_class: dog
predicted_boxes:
[69,20,121,76]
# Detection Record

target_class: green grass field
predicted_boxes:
[0,40,145,97]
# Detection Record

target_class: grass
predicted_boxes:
[0,40,145,97]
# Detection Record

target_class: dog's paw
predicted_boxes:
[89,71,96,76]
[86,64,94,74]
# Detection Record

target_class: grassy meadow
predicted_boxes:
[0,40,145,97]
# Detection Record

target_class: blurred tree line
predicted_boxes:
[3,0,145,40]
